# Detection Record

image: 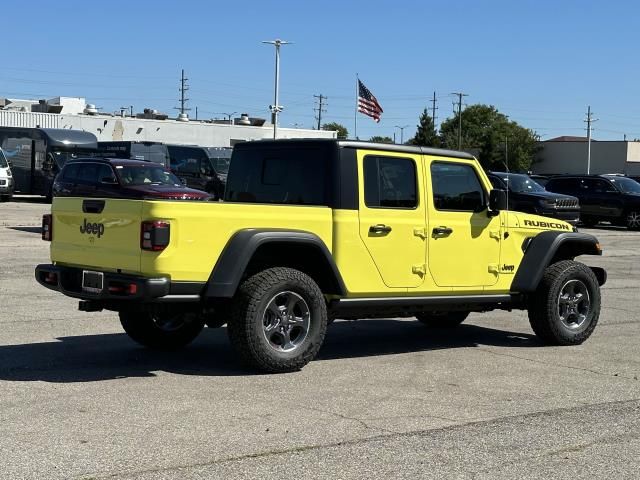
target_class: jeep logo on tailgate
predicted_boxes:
[80,218,105,238]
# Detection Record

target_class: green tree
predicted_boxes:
[439,104,540,172]
[322,122,349,140]
[369,135,394,144]
[408,109,439,147]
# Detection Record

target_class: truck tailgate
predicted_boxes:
[51,197,143,274]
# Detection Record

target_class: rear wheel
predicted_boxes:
[626,211,640,230]
[119,310,205,350]
[415,311,469,328]
[528,260,600,345]
[227,267,327,373]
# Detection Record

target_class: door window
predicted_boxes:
[364,156,417,208]
[431,162,485,211]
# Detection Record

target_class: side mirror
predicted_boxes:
[489,189,507,212]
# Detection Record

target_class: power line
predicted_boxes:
[313,94,327,129]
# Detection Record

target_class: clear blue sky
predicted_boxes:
[2,0,638,141]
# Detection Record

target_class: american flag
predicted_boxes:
[358,79,383,123]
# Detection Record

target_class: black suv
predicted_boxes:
[487,172,580,225]
[167,145,227,199]
[545,174,640,229]
[53,158,211,200]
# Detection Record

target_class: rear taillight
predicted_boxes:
[42,214,52,241]
[140,220,170,251]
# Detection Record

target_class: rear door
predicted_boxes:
[51,197,143,274]
[357,151,426,288]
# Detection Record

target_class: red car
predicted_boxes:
[53,158,212,200]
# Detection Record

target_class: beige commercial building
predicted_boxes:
[533,137,640,175]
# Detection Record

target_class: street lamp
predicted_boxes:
[262,39,292,139]
[395,125,409,144]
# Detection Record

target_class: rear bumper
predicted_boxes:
[35,264,204,303]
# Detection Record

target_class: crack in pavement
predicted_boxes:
[76,398,640,480]
[476,347,639,381]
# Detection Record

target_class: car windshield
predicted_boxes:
[116,165,183,186]
[609,177,640,194]
[212,158,230,174]
[500,174,546,193]
[0,149,7,168]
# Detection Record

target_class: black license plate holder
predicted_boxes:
[82,270,104,293]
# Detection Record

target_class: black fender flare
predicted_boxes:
[511,231,604,293]
[205,229,347,298]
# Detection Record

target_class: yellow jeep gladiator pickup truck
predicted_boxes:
[36,139,606,372]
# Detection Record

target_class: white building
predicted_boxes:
[533,137,640,176]
[0,98,336,147]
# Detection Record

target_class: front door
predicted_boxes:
[358,152,426,288]
[427,160,501,287]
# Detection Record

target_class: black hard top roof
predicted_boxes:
[233,138,475,160]
[39,128,98,148]
[66,157,168,167]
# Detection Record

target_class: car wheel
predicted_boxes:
[415,311,469,328]
[119,310,205,350]
[626,211,640,230]
[227,267,327,373]
[527,260,600,345]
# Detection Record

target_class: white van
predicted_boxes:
[0,148,14,201]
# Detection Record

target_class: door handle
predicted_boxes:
[369,224,392,234]
[432,226,453,236]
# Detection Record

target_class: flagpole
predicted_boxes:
[354,73,358,140]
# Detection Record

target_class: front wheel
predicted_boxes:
[415,311,469,328]
[119,310,205,350]
[527,260,600,345]
[227,267,327,373]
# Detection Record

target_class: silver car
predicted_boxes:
[0,148,14,201]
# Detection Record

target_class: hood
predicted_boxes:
[508,211,573,232]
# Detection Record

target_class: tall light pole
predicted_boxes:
[262,39,292,139]
[395,125,409,144]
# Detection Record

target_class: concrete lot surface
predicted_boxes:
[1,199,639,479]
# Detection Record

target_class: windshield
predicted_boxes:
[501,174,546,193]
[211,157,230,174]
[610,177,640,194]
[116,165,183,186]
[0,149,7,168]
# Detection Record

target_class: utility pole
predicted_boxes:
[430,91,438,135]
[451,92,468,150]
[395,125,409,144]
[263,39,292,139]
[584,106,598,174]
[313,94,327,130]
[174,69,191,120]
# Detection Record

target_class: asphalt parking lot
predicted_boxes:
[1,199,639,479]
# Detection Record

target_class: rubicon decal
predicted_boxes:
[80,218,105,237]
[523,219,571,231]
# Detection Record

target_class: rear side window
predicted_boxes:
[61,163,80,181]
[77,163,101,185]
[431,162,485,211]
[547,178,579,193]
[225,147,327,205]
[364,156,417,208]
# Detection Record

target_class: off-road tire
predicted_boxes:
[119,310,205,350]
[625,211,640,230]
[415,311,469,328]
[227,267,327,373]
[527,260,600,345]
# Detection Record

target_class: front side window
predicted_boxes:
[431,162,485,211]
[364,156,417,208]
